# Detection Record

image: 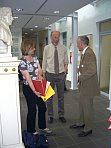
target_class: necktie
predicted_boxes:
[54,46,59,73]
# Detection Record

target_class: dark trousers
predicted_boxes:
[45,72,65,117]
[23,84,46,133]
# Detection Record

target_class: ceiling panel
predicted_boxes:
[12,15,32,28]
[1,0,47,14]
[25,15,61,28]
[0,0,94,36]
[37,0,94,16]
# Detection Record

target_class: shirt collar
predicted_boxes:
[51,43,59,47]
[82,46,88,55]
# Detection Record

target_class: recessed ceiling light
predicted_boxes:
[45,27,49,29]
[30,29,33,31]
[13,16,18,19]
[43,17,49,20]
[15,8,23,12]
[53,10,60,14]
[35,26,38,28]
[42,21,45,23]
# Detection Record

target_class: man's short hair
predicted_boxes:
[79,35,89,46]
[51,31,60,37]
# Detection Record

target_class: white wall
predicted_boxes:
[78,0,111,34]
[77,0,111,70]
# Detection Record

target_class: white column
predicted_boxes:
[48,29,51,44]
[71,12,78,90]
[36,32,39,58]
[0,57,24,148]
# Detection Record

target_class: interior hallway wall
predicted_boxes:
[77,0,111,68]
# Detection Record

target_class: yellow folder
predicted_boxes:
[41,85,55,102]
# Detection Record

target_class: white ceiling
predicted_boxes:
[1,0,94,36]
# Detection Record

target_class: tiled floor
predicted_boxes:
[20,81,111,148]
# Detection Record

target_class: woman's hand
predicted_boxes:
[38,75,43,80]
[33,90,41,97]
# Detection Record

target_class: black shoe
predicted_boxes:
[59,117,66,123]
[48,117,53,124]
[78,130,92,137]
[69,124,85,129]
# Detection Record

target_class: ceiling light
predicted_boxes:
[13,16,18,19]
[30,29,33,31]
[43,17,49,20]
[53,10,60,14]
[15,8,23,12]
[35,26,38,28]
[42,21,45,23]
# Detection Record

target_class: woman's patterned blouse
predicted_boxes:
[19,56,39,85]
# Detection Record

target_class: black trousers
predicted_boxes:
[23,84,46,133]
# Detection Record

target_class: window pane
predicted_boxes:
[100,20,111,32]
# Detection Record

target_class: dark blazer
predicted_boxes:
[78,47,100,98]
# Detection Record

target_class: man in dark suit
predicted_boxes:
[70,36,100,137]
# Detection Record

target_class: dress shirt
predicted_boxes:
[42,43,69,73]
[79,46,89,76]
[81,46,89,56]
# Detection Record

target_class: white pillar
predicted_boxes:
[71,12,78,90]
[48,29,51,44]
[0,57,24,148]
[36,32,39,58]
